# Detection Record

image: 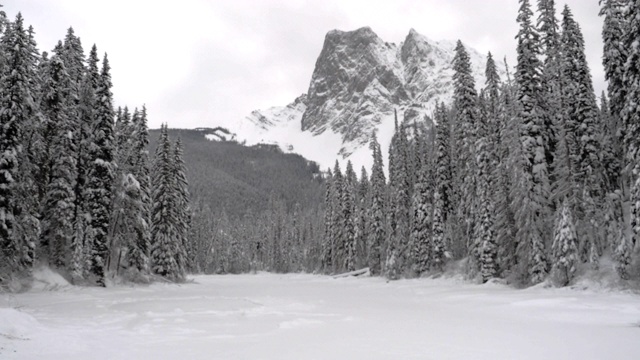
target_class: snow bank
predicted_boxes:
[0,308,40,340]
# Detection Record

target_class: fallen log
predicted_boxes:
[333,267,370,279]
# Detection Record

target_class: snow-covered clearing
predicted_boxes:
[1,272,639,359]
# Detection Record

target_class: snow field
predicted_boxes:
[1,272,639,359]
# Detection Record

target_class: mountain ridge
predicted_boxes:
[220,27,504,171]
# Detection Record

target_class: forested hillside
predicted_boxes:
[149,129,324,220]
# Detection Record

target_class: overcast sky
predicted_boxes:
[8,0,604,130]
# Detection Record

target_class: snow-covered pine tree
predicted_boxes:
[599,0,627,151]
[410,127,433,276]
[39,55,77,272]
[431,102,452,271]
[355,166,370,268]
[330,160,344,273]
[452,40,479,259]
[150,125,184,281]
[386,112,411,279]
[72,44,100,278]
[127,105,152,274]
[368,132,386,275]
[494,60,519,274]
[476,92,498,282]
[561,5,604,267]
[0,13,40,277]
[551,199,579,286]
[172,137,192,274]
[623,0,640,276]
[86,53,116,286]
[514,0,550,284]
[537,0,561,169]
[321,168,333,273]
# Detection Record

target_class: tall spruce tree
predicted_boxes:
[127,106,152,273]
[410,129,433,276]
[321,168,334,273]
[386,112,411,279]
[172,137,191,274]
[355,166,370,268]
[0,14,40,276]
[452,40,479,259]
[39,55,77,271]
[368,133,386,275]
[476,93,498,281]
[623,0,640,276]
[150,125,183,281]
[560,6,605,267]
[86,54,116,286]
[431,103,452,271]
[330,160,344,273]
[514,0,550,284]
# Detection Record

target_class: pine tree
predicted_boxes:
[172,137,191,274]
[0,13,40,276]
[561,5,604,267]
[551,199,579,286]
[494,60,519,273]
[514,0,550,284]
[452,41,479,259]
[476,93,498,282]
[386,112,411,279]
[330,160,344,273]
[72,44,100,279]
[624,0,640,278]
[431,103,452,271]
[342,161,357,272]
[368,133,386,275]
[86,54,116,286]
[599,0,627,146]
[127,106,152,273]
[537,0,561,168]
[410,130,433,276]
[150,125,183,281]
[321,168,334,273]
[39,55,77,272]
[355,166,370,268]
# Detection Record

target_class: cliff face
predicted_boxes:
[232,27,501,170]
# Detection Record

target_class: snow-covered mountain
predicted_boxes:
[224,27,502,171]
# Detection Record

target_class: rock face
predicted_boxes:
[231,27,501,170]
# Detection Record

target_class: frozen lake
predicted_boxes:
[1,272,639,359]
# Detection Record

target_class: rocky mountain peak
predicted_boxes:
[229,27,504,171]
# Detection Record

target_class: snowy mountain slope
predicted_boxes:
[223,27,504,171]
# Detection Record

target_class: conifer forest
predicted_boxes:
[1,0,640,292]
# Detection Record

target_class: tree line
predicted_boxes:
[0,9,191,289]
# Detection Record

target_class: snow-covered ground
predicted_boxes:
[1,271,639,359]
